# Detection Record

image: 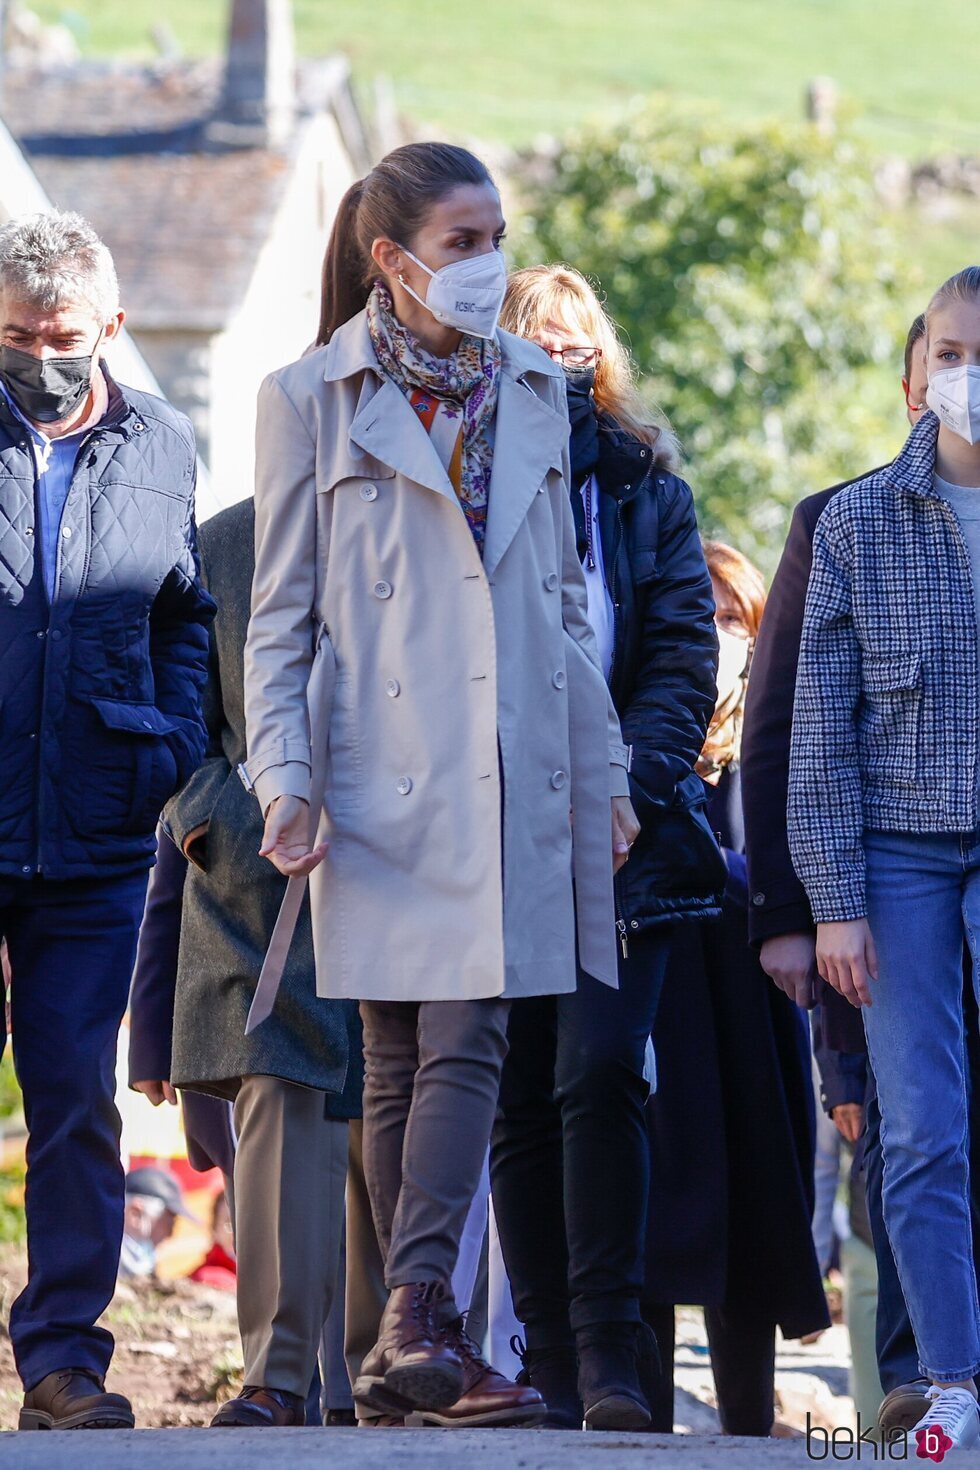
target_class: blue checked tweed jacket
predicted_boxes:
[788,412,980,922]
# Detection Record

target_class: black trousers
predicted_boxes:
[490,932,670,1346]
[643,1302,775,1436]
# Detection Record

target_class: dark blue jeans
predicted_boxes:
[490,932,670,1345]
[0,871,148,1390]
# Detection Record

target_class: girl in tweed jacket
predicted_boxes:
[789,267,980,1451]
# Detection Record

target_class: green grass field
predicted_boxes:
[30,0,980,156]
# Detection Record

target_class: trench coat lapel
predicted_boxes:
[348,377,457,501]
[483,372,569,580]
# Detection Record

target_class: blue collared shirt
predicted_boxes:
[0,380,98,603]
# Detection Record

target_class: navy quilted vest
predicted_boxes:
[0,373,213,880]
[0,481,47,874]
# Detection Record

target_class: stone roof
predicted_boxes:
[0,60,300,331]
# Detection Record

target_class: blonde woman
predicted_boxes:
[490,265,721,1429]
[790,267,980,1452]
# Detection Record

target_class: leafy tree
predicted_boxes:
[512,103,913,567]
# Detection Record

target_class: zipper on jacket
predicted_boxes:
[616,916,629,960]
[608,499,626,696]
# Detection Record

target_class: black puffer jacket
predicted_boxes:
[591,418,724,932]
[0,369,214,879]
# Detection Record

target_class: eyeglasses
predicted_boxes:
[545,346,602,368]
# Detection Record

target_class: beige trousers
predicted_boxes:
[233,1075,348,1397]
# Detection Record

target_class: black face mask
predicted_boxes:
[0,343,97,424]
[564,365,599,482]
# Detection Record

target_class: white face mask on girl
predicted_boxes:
[715,626,750,705]
[397,246,507,340]
[926,364,980,446]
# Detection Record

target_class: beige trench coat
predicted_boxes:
[242,309,629,1003]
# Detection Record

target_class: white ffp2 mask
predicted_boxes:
[398,247,507,340]
[715,627,750,705]
[927,364,980,446]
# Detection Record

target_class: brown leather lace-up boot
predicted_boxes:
[20,1369,135,1431]
[353,1282,463,1415]
[405,1317,547,1428]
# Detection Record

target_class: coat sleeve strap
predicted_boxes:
[245,626,335,1034]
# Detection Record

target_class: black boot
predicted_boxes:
[576,1321,659,1432]
[511,1335,582,1430]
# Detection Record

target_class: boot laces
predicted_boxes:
[449,1314,492,1386]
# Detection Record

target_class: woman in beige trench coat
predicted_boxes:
[241,142,637,1428]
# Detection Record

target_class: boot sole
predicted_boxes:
[354,1362,464,1414]
[584,1394,652,1432]
[405,1402,549,1429]
[878,1392,932,1435]
[19,1410,135,1431]
[210,1411,303,1428]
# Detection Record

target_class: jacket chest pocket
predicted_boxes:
[857,652,923,786]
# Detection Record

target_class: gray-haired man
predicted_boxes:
[0,212,214,1429]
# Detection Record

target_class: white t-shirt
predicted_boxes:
[579,473,616,679]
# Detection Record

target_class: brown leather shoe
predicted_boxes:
[20,1369,135,1431]
[353,1282,463,1415]
[210,1385,306,1427]
[406,1318,547,1428]
[877,1380,933,1435]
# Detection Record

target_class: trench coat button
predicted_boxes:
[61,526,72,539]
[374,581,392,600]
[396,776,413,795]
[752,892,766,907]
[360,483,378,501]
[385,679,401,698]
[550,770,567,790]
[552,670,567,689]
[50,629,62,641]
[544,572,559,591]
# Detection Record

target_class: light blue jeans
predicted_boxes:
[863,827,980,1383]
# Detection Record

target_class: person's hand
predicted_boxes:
[612,796,640,875]
[831,1103,864,1144]
[759,932,819,1009]
[133,1080,178,1107]
[259,794,327,877]
[816,919,878,1009]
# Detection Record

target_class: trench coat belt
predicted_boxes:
[245,626,336,1035]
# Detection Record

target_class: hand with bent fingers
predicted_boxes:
[133,1080,178,1107]
[831,1103,864,1144]
[760,931,819,1009]
[612,795,640,875]
[815,918,878,1008]
[259,794,327,878]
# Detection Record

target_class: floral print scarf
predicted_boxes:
[366,281,501,553]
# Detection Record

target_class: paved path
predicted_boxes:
[6,1427,980,1469]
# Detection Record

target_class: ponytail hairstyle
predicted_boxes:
[925,266,980,346]
[316,142,495,345]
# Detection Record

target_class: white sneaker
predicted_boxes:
[906,1386,980,1456]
